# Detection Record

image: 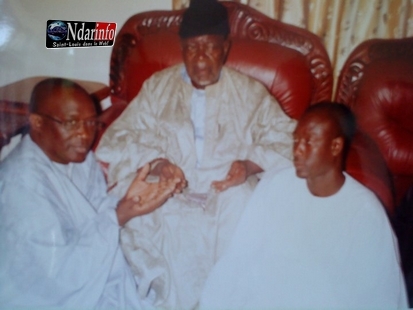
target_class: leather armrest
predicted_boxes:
[354,59,413,176]
[345,131,395,213]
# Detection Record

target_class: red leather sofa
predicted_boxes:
[336,37,413,212]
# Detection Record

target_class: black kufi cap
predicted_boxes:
[179,0,230,38]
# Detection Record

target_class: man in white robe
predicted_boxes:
[199,103,408,309]
[95,0,296,308]
[0,78,177,309]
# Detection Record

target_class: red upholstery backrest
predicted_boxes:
[108,1,332,121]
[335,37,413,176]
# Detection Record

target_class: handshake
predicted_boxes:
[115,161,181,226]
[116,157,262,226]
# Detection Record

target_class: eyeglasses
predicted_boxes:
[37,113,104,131]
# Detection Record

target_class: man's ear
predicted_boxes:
[331,136,344,157]
[29,114,42,131]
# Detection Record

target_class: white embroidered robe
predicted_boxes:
[96,64,297,309]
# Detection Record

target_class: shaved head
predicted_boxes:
[302,102,356,156]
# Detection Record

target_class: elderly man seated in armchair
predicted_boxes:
[96,0,296,308]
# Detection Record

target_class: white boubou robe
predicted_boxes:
[200,167,408,309]
[96,64,297,309]
[0,135,147,309]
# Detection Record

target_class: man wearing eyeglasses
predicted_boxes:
[0,78,179,309]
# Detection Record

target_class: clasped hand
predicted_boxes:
[148,159,262,194]
[116,164,180,226]
[150,158,188,193]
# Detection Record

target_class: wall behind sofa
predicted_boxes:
[0,0,171,87]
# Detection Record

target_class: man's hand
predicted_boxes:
[211,160,263,192]
[116,164,179,226]
[150,158,187,193]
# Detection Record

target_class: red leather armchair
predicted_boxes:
[336,37,413,212]
[98,1,333,130]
